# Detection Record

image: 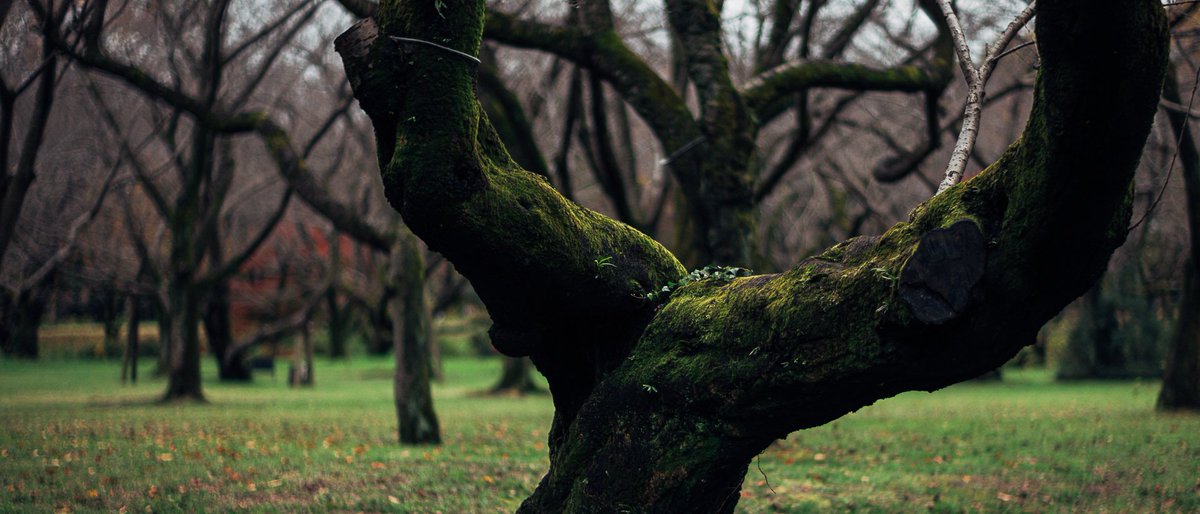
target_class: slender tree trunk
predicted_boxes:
[326,289,350,358]
[154,297,170,377]
[122,294,140,384]
[304,324,315,385]
[100,289,122,358]
[391,235,440,444]
[1158,62,1200,410]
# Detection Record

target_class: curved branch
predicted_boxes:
[743,61,945,123]
[483,10,702,167]
[336,15,686,358]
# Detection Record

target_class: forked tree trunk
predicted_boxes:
[337,0,1168,509]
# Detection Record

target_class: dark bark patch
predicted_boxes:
[488,323,543,357]
[899,220,985,325]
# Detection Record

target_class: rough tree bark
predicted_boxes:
[339,0,1164,508]
[1158,62,1200,410]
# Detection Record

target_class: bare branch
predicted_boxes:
[935,0,981,85]
[16,156,123,293]
[936,1,1036,194]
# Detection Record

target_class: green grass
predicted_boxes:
[1,359,1197,513]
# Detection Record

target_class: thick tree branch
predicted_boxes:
[743,60,945,124]
[336,14,685,358]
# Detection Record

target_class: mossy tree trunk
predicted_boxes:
[1159,61,1200,410]
[337,0,1167,509]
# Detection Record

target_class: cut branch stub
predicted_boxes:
[899,220,985,324]
[336,19,385,113]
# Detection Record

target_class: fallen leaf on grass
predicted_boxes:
[388,495,400,504]
[997,492,1013,502]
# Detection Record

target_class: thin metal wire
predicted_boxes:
[389,36,481,65]
[658,136,706,167]
[1130,60,1200,233]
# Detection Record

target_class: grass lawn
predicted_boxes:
[0,357,1197,513]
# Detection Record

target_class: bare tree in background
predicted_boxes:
[1,1,124,358]
[1158,5,1200,409]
